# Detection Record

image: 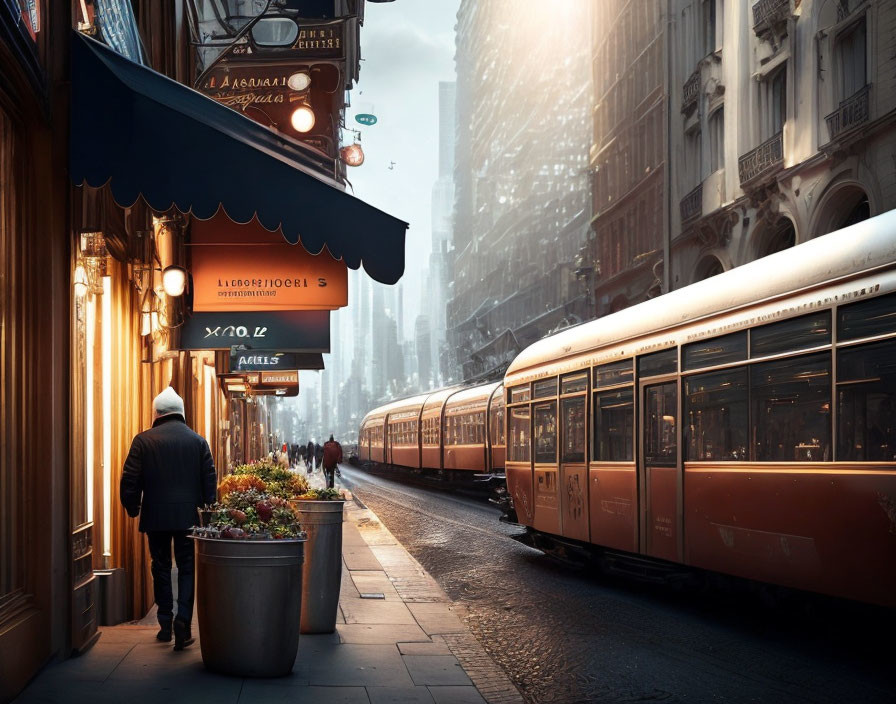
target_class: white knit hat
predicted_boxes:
[152,387,185,421]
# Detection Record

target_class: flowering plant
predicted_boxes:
[294,488,345,501]
[193,460,309,540]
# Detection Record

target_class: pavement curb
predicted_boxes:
[342,493,526,704]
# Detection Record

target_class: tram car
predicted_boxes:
[503,210,896,608]
[359,382,505,484]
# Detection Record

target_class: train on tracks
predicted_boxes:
[360,210,896,607]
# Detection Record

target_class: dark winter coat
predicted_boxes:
[323,440,343,470]
[120,415,217,532]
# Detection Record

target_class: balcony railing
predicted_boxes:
[682,68,700,115]
[825,84,871,142]
[738,131,783,185]
[753,0,790,37]
[680,183,703,224]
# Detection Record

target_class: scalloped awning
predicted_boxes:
[70,31,408,285]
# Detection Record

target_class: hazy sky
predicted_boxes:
[346,0,461,337]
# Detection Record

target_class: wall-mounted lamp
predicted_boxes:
[340,142,365,167]
[73,264,89,297]
[290,104,316,133]
[79,231,108,296]
[161,265,187,297]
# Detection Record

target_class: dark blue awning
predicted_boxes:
[70,31,408,285]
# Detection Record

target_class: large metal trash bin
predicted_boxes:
[193,536,306,677]
[291,501,345,634]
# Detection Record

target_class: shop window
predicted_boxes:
[593,388,634,461]
[837,339,896,461]
[685,367,748,461]
[752,353,831,461]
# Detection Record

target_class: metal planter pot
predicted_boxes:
[290,500,345,634]
[193,536,306,677]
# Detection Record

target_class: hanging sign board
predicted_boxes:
[355,113,377,126]
[191,213,348,312]
[178,310,330,352]
[229,349,324,372]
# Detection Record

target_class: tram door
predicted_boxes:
[640,381,681,562]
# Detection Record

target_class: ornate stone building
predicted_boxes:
[589,0,896,313]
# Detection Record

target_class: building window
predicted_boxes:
[761,67,786,141]
[686,127,702,188]
[702,0,716,57]
[837,19,866,102]
[708,107,724,174]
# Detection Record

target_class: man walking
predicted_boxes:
[120,387,216,651]
[306,439,315,472]
[322,434,343,490]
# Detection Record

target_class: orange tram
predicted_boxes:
[361,211,896,607]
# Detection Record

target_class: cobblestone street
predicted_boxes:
[341,467,896,704]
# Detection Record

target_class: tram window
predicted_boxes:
[752,353,831,462]
[509,406,531,462]
[594,359,633,387]
[685,368,748,461]
[751,312,832,357]
[644,385,677,466]
[561,397,586,463]
[534,402,557,463]
[491,403,506,445]
[837,339,896,461]
[561,372,589,394]
[510,385,531,403]
[638,349,678,377]
[838,291,896,341]
[534,378,557,399]
[683,331,747,371]
[593,388,634,461]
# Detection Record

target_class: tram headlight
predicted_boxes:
[290,105,315,133]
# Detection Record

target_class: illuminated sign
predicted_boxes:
[178,310,330,351]
[191,212,347,312]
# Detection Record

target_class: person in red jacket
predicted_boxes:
[322,434,343,489]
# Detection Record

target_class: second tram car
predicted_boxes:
[359,382,506,483]
[504,211,896,607]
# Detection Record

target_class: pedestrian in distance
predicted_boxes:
[306,439,314,472]
[315,442,324,470]
[322,434,343,490]
[119,387,216,651]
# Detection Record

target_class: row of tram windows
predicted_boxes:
[364,424,384,448]
[389,419,418,447]
[507,292,896,464]
[445,411,486,446]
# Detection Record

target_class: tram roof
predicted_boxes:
[506,210,896,381]
[443,382,502,413]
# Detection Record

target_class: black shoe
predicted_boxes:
[173,617,194,651]
[156,618,173,642]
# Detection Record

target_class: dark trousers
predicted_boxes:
[147,530,194,624]
[323,466,336,489]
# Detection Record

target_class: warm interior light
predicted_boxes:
[227,383,247,393]
[74,264,88,297]
[140,312,152,336]
[290,105,315,133]
[85,296,96,523]
[340,143,365,167]
[288,71,311,91]
[161,266,186,297]
[102,275,112,564]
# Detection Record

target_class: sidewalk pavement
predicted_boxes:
[14,469,524,704]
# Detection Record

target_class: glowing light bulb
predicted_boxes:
[290,105,315,133]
